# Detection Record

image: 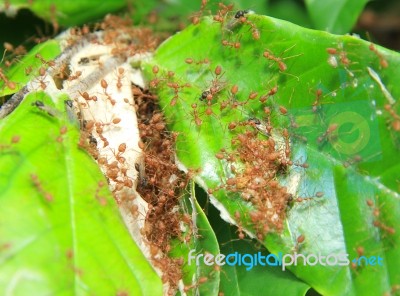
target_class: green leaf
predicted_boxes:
[128,0,269,33]
[2,1,127,26]
[227,0,268,15]
[144,14,400,296]
[200,186,311,296]
[170,182,220,295]
[0,40,61,97]
[0,92,162,295]
[267,0,312,28]
[304,0,369,33]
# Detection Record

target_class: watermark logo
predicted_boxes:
[188,250,384,271]
[291,99,382,164]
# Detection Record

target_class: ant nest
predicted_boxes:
[6,12,302,295]
[205,128,294,241]
[18,18,187,295]
[66,36,186,294]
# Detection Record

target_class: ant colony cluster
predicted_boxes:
[7,15,191,295]
[211,129,293,240]
[149,1,309,246]
[67,19,192,294]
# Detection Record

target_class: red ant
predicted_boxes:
[292,191,324,203]
[31,174,53,202]
[166,81,191,106]
[219,84,243,111]
[245,117,271,137]
[317,123,338,144]
[223,9,258,38]
[0,68,16,90]
[326,47,338,68]
[326,48,337,55]
[94,180,108,206]
[279,106,288,115]
[328,44,350,67]
[263,45,302,76]
[92,121,109,148]
[263,49,287,72]
[35,67,49,90]
[213,2,234,26]
[25,66,33,76]
[11,135,20,144]
[189,103,203,127]
[49,4,59,33]
[367,197,396,235]
[150,66,190,106]
[234,211,246,239]
[221,39,241,49]
[293,159,309,169]
[199,65,227,109]
[189,0,208,25]
[293,234,305,252]
[234,10,260,40]
[373,220,396,235]
[369,43,388,68]
[34,53,55,68]
[185,57,210,65]
[312,89,323,113]
[259,85,278,103]
[343,155,362,167]
[384,104,400,132]
[99,78,116,106]
[116,67,125,90]
[79,91,97,102]
[282,128,291,158]
[67,70,82,81]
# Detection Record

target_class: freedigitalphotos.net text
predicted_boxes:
[188,250,384,271]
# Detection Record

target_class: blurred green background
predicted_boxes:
[0,0,399,63]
